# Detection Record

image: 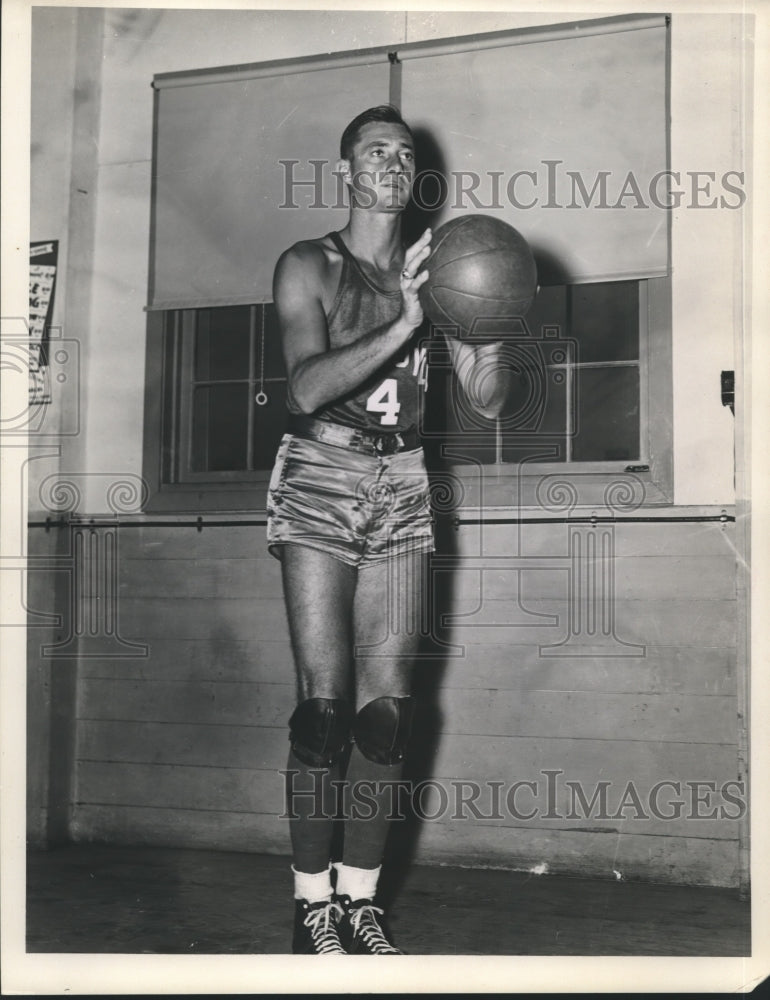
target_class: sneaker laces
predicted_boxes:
[348,903,402,954]
[304,900,345,954]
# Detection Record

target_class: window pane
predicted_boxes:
[524,284,568,341]
[252,390,289,470]
[194,306,252,381]
[573,366,639,461]
[570,281,639,363]
[445,372,498,464]
[501,365,568,464]
[262,303,286,380]
[191,384,249,471]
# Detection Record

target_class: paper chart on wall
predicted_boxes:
[29,241,58,404]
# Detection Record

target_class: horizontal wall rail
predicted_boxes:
[452,513,735,527]
[28,512,735,532]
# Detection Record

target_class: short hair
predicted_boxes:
[339,105,413,161]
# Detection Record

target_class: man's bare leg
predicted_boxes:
[335,551,425,942]
[281,544,356,879]
[281,544,356,701]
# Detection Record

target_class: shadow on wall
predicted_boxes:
[381,342,460,902]
[402,124,568,287]
[402,125,449,247]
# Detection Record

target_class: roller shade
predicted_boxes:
[149,54,391,310]
[399,15,669,284]
[148,16,668,309]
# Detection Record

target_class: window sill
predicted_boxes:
[430,463,673,512]
[143,481,269,514]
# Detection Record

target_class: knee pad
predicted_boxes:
[289,697,353,767]
[353,696,415,765]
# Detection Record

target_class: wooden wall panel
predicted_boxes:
[116,558,277,600]
[76,761,284,814]
[452,521,737,559]
[75,722,741,840]
[77,640,736,695]
[78,720,739,784]
[432,645,736,695]
[111,597,290,642]
[433,688,736,743]
[78,639,295,683]
[68,805,739,888]
[65,519,741,887]
[444,600,735,648]
[452,556,736,602]
[26,528,78,847]
[407,823,740,888]
[117,526,270,560]
[79,677,293,727]
[77,673,734,743]
[70,804,288,855]
[78,720,287,769]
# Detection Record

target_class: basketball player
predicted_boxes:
[268,105,517,954]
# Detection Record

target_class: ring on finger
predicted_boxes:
[401,269,412,280]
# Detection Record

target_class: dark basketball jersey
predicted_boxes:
[303,231,428,434]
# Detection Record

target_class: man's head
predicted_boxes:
[338,105,415,212]
[339,105,413,161]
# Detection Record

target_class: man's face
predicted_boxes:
[341,121,415,212]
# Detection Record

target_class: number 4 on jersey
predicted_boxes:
[366,378,401,426]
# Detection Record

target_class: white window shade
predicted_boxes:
[399,16,669,284]
[148,17,668,309]
[149,55,391,310]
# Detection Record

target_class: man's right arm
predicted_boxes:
[273,235,430,416]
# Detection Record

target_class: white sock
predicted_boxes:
[334,862,380,902]
[292,864,333,903]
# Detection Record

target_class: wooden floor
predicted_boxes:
[27,844,749,956]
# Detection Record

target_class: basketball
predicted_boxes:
[419,215,538,336]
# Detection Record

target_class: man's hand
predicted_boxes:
[445,335,518,420]
[399,229,432,329]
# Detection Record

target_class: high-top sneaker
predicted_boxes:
[336,895,403,955]
[292,898,346,954]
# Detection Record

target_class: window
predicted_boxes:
[143,303,289,511]
[442,280,643,466]
[423,275,672,507]
[181,304,287,476]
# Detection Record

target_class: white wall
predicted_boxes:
[669,14,746,505]
[30,8,77,317]
[29,8,745,512]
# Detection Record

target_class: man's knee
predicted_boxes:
[353,696,415,765]
[289,697,353,767]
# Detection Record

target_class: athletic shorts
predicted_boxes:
[266,433,435,567]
